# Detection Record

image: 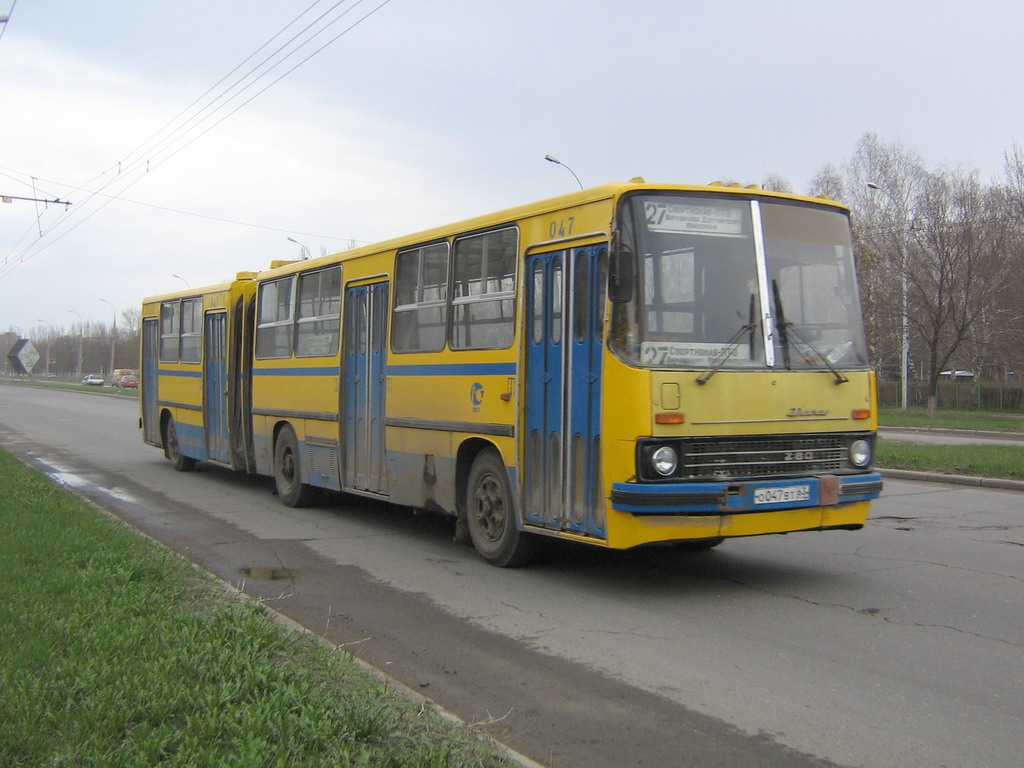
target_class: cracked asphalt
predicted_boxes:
[2,384,1023,768]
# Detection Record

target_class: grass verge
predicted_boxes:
[878,406,1024,480]
[877,439,1024,481]
[879,406,1024,432]
[0,377,138,397]
[0,447,509,768]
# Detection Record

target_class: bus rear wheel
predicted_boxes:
[466,449,535,567]
[274,426,316,507]
[164,416,196,472]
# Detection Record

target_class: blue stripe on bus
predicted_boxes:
[167,364,515,378]
[387,362,517,376]
[253,367,341,376]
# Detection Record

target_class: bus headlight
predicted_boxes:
[651,445,679,476]
[849,439,872,468]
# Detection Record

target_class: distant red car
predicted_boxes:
[120,374,139,389]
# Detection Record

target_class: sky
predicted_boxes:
[2,0,1022,338]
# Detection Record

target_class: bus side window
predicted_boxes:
[159,300,180,362]
[179,298,203,363]
[256,277,295,359]
[296,266,341,357]
[450,228,518,350]
[393,243,449,353]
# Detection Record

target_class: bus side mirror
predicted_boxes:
[609,247,634,303]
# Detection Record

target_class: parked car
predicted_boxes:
[120,374,139,389]
[82,374,104,386]
[112,368,138,387]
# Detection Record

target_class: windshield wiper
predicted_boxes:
[771,279,848,385]
[696,294,756,385]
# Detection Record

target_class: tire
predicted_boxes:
[466,449,535,567]
[273,426,316,507]
[164,416,197,472]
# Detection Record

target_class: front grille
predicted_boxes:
[682,434,848,479]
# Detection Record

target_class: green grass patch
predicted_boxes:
[0,377,139,397]
[879,406,1024,432]
[0,448,509,768]
[877,439,1024,480]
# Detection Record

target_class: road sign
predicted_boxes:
[6,339,40,374]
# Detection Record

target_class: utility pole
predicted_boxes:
[100,299,117,381]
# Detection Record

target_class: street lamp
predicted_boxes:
[867,182,910,411]
[100,298,117,382]
[67,309,83,380]
[171,273,191,289]
[287,237,312,260]
[544,154,584,190]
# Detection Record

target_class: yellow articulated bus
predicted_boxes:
[141,180,883,566]
[141,277,258,473]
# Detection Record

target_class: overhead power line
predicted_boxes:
[0,0,395,280]
[0,0,16,46]
[97,0,357,195]
[0,194,71,207]
[152,0,395,175]
[0,166,368,281]
[86,187,365,243]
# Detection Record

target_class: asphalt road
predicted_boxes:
[2,384,1022,768]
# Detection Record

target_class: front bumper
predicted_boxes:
[611,473,883,516]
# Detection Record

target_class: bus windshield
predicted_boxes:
[611,193,869,372]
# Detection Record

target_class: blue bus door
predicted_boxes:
[204,312,230,464]
[344,281,389,494]
[524,245,606,536]
[141,318,160,445]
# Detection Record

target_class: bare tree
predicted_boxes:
[761,173,793,194]
[1003,141,1024,216]
[813,133,1023,417]
[120,307,140,337]
[118,307,142,369]
[807,163,845,201]
[981,147,1024,380]
[841,133,927,392]
[906,170,1016,415]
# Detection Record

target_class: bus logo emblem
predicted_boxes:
[470,382,485,410]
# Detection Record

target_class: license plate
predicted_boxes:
[754,485,811,505]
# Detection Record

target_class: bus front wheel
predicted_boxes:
[466,449,535,567]
[164,416,197,472]
[273,426,316,507]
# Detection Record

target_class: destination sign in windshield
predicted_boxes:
[640,341,751,366]
[643,201,745,236]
